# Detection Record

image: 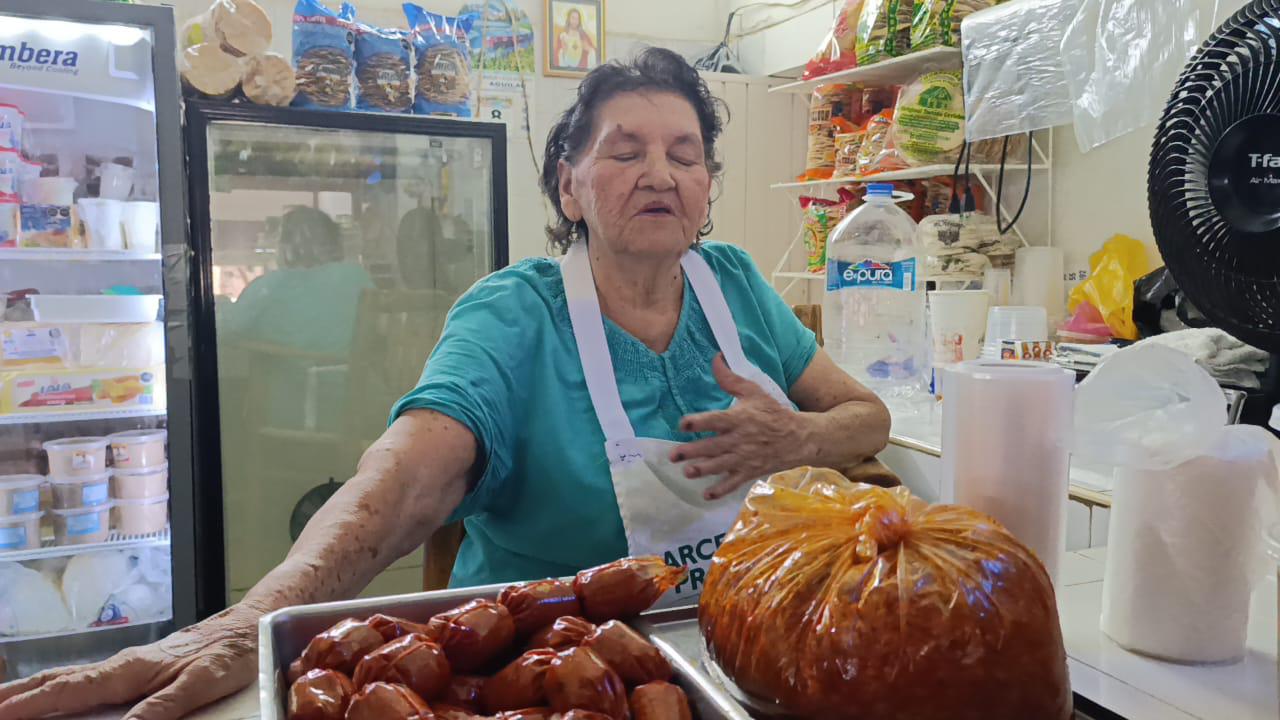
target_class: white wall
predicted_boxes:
[152,0,725,262]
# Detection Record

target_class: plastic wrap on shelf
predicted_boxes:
[1059,0,1218,152]
[699,467,1072,720]
[0,366,165,415]
[960,0,1076,142]
[1,323,164,371]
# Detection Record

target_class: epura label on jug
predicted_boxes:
[826,257,917,291]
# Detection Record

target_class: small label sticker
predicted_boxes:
[82,483,109,506]
[112,444,130,464]
[65,511,103,536]
[71,450,92,470]
[11,489,38,514]
[0,525,27,549]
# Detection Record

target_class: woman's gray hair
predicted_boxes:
[538,47,726,254]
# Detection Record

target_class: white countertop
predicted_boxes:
[70,549,1278,720]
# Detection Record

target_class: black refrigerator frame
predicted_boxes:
[182,100,509,619]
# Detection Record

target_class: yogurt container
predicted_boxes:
[0,511,42,551]
[51,504,112,545]
[110,463,168,500]
[49,472,111,509]
[43,437,108,477]
[112,494,167,535]
[107,429,167,469]
[0,474,44,515]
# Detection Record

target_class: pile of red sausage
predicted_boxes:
[286,556,692,720]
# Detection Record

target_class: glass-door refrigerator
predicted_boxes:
[184,101,508,617]
[0,0,193,680]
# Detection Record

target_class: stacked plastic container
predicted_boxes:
[0,429,167,553]
[106,429,168,536]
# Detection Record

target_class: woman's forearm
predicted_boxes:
[795,398,891,470]
[239,410,474,616]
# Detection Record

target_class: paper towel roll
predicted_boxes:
[1101,425,1279,664]
[941,360,1075,583]
[1012,247,1065,323]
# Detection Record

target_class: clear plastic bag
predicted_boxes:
[1059,0,1219,152]
[700,467,1072,720]
[1073,344,1226,470]
[960,0,1078,142]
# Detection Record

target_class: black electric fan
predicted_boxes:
[1149,0,1280,356]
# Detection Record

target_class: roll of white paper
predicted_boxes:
[1101,425,1279,664]
[1013,246,1065,323]
[942,360,1075,583]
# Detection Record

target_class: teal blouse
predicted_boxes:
[390,242,818,587]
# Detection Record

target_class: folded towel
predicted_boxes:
[1135,329,1269,389]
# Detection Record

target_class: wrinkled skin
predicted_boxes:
[0,411,474,720]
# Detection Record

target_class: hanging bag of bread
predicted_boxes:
[856,0,915,66]
[404,4,475,118]
[800,84,854,181]
[700,467,1071,720]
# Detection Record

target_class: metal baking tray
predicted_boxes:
[258,584,752,720]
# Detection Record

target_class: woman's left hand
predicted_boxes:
[671,355,812,500]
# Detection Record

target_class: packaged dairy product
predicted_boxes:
[0,511,41,550]
[0,147,19,201]
[79,323,164,368]
[107,429,167,469]
[110,463,168,499]
[1,324,73,369]
[0,562,72,636]
[51,504,112,545]
[19,202,74,248]
[0,475,42,515]
[49,472,111,510]
[1,367,165,414]
[112,494,167,535]
[42,437,108,476]
[0,198,16,248]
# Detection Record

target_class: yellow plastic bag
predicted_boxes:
[1068,234,1152,340]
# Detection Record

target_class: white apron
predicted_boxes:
[560,241,790,608]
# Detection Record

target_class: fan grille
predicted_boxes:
[1150,0,1280,352]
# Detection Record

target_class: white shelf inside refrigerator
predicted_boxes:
[0,249,161,262]
[0,615,173,645]
[0,407,167,426]
[0,526,170,563]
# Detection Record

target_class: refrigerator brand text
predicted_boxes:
[1,42,80,75]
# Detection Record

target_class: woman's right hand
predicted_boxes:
[0,600,264,720]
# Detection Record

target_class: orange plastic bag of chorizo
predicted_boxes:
[699,467,1071,720]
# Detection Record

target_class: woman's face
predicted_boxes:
[566,9,581,30]
[558,91,712,259]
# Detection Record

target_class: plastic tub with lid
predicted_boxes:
[110,463,168,500]
[49,472,111,510]
[51,504,111,545]
[112,494,167,535]
[1266,523,1280,696]
[42,437,108,477]
[107,429,167,469]
[0,474,43,515]
[0,511,42,551]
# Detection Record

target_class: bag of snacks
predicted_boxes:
[354,23,413,113]
[800,187,858,273]
[892,70,966,166]
[291,0,356,110]
[832,131,864,179]
[802,0,865,80]
[856,0,915,66]
[911,0,1000,51]
[700,467,1072,720]
[404,4,474,118]
[856,108,909,175]
[801,84,853,181]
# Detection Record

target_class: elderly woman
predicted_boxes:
[0,48,888,719]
